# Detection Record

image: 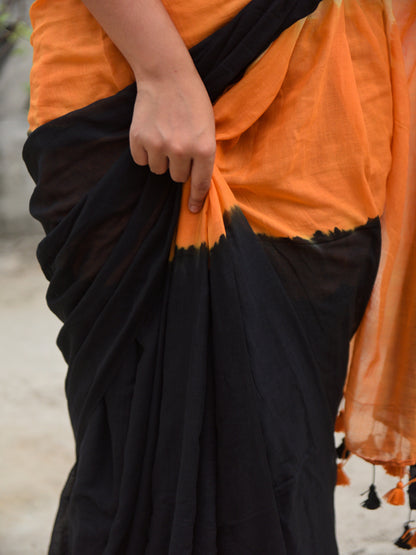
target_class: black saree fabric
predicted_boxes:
[23,0,381,553]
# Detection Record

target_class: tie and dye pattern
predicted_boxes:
[345,1,416,469]
[23,0,415,552]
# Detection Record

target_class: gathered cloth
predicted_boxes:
[24,0,415,553]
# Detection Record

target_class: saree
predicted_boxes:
[23,0,415,553]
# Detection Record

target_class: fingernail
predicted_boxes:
[188,203,200,213]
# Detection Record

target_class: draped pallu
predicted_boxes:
[24,0,416,553]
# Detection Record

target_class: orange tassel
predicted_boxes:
[336,463,350,486]
[384,481,405,505]
[334,410,345,433]
[408,531,416,548]
[384,476,416,506]
[395,525,414,549]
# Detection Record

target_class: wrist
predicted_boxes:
[131,44,198,86]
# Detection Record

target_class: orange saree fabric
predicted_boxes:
[27,0,251,130]
[28,0,416,471]
[345,1,416,467]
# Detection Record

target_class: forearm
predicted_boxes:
[81,0,197,83]
[81,0,216,213]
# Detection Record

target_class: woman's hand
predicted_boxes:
[81,0,216,213]
[130,74,216,213]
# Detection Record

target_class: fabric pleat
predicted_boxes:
[22,0,415,553]
[24,70,379,555]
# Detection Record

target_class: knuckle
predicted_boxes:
[132,153,145,166]
[170,171,188,183]
[148,137,165,152]
[129,124,139,139]
[129,132,139,149]
[195,140,216,159]
[151,165,166,176]
[129,127,144,147]
[149,157,168,176]
[129,145,146,166]
[170,142,188,158]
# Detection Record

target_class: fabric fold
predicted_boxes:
[23,0,416,553]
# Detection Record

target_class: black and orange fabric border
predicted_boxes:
[23,0,415,553]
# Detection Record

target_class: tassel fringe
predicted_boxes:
[395,524,413,550]
[385,478,416,507]
[334,410,345,433]
[336,438,351,460]
[384,481,406,506]
[333,427,416,547]
[409,531,416,548]
[336,462,350,486]
[361,483,381,510]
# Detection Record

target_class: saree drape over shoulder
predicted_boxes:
[24,0,416,553]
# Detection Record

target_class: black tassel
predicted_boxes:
[394,524,413,550]
[336,437,351,460]
[361,484,381,510]
[409,466,416,511]
[360,465,381,510]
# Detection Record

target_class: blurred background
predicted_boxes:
[0,2,73,553]
[0,1,410,553]
[0,0,36,235]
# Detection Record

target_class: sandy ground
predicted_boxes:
[0,235,411,555]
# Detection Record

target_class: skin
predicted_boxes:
[81,0,216,213]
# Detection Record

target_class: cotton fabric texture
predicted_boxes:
[24,0,416,553]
